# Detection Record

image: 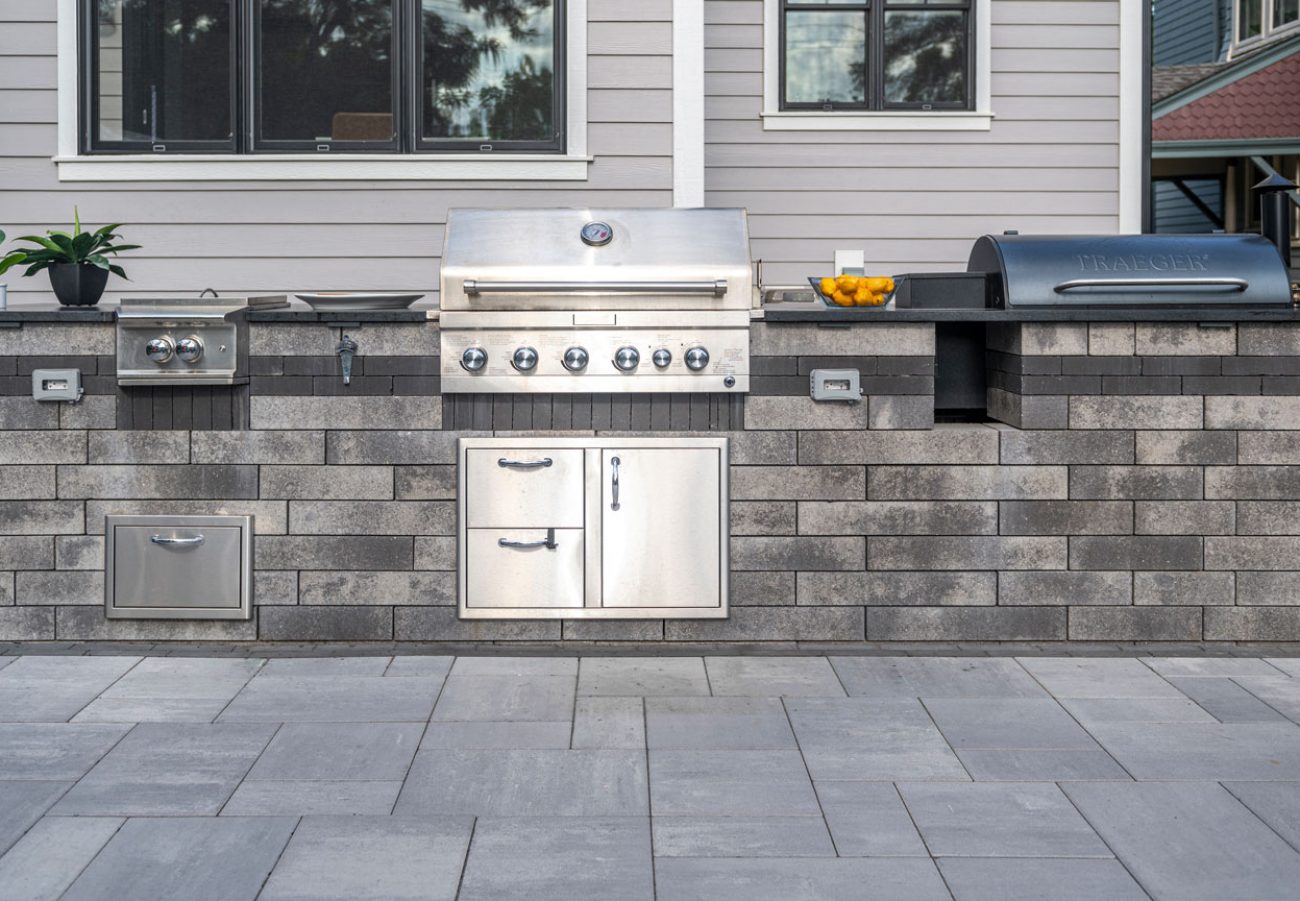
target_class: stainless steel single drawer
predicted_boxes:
[105,515,253,620]
[465,528,585,610]
[464,448,584,528]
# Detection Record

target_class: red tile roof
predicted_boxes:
[1153,50,1300,142]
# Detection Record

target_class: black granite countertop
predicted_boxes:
[761,301,1300,323]
[0,300,117,323]
[0,299,436,324]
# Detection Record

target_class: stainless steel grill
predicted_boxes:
[439,208,754,393]
[968,234,1298,308]
[116,296,287,386]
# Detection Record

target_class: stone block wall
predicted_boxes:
[2,317,1300,643]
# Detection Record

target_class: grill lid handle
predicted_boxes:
[463,279,728,298]
[1053,277,1249,293]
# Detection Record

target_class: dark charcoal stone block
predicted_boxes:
[1140,355,1221,376]
[312,376,394,396]
[16,355,101,375]
[364,355,441,376]
[1182,376,1263,396]
[986,351,1061,376]
[750,376,808,396]
[283,356,354,376]
[250,376,314,395]
[1020,375,1102,395]
[1223,356,1300,376]
[392,376,441,396]
[999,500,1132,536]
[796,356,879,375]
[255,536,413,571]
[1263,377,1300,395]
[876,355,935,376]
[859,376,934,396]
[0,357,15,376]
[259,606,393,641]
[249,357,285,376]
[1101,376,1182,395]
[1060,356,1142,376]
[750,357,799,376]
[1068,536,1203,571]
[80,376,117,396]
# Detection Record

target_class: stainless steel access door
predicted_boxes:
[599,448,723,610]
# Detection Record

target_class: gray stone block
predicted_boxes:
[0,501,84,535]
[1134,323,1236,355]
[869,536,1067,570]
[870,465,1066,500]
[395,466,457,500]
[744,396,873,430]
[414,537,456,570]
[988,323,1088,355]
[60,395,116,430]
[1135,430,1236,464]
[55,606,256,640]
[1070,395,1203,430]
[57,465,257,499]
[1238,322,1300,355]
[395,607,561,640]
[1205,396,1300,430]
[250,324,337,355]
[730,571,796,606]
[87,431,189,464]
[1069,465,1203,500]
[1231,572,1300,606]
[730,501,797,535]
[988,389,1069,430]
[1069,536,1202,571]
[1204,606,1300,640]
[0,324,114,355]
[1089,323,1135,355]
[0,430,86,464]
[723,431,798,465]
[1134,571,1234,606]
[867,607,1066,640]
[868,395,934,430]
[752,322,933,356]
[290,500,454,535]
[0,571,12,604]
[1207,466,1300,499]
[257,536,413,570]
[260,465,393,500]
[999,571,1132,605]
[731,536,864,571]
[191,430,324,464]
[1134,501,1235,535]
[1000,430,1134,464]
[86,500,288,534]
[0,607,55,640]
[732,466,865,500]
[1239,431,1300,464]
[1206,536,1300,570]
[1000,500,1132,535]
[0,536,53,569]
[327,430,460,464]
[1068,607,1202,640]
[255,571,298,606]
[299,571,453,606]
[0,466,56,499]
[16,570,102,606]
[799,500,996,535]
[562,619,664,641]
[259,606,393,641]
[0,398,58,430]
[665,606,864,641]
[799,427,998,465]
[251,396,442,430]
[797,571,996,606]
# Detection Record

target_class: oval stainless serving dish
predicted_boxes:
[294,292,424,311]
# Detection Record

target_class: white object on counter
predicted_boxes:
[0,284,7,310]
[834,249,865,276]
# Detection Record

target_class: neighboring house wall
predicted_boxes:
[1153,0,1230,65]
[703,0,1125,282]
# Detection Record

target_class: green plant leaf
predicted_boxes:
[72,231,95,259]
[108,264,128,280]
[92,223,124,239]
[48,233,76,260]
[23,260,51,277]
[86,254,110,270]
[99,244,142,255]
[0,251,26,276]
[74,207,81,236]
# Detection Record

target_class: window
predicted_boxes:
[778,0,973,111]
[82,0,564,154]
[1233,0,1298,48]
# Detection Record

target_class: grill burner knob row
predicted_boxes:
[461,347,488,371]
[562,347,589,372]
[685,346,710,371]
[652,349,672,369]
[613,346,640,371]
[176,336,204,364]
[145,337,174,364]
[512,346,539,372]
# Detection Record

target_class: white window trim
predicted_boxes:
[1229,0,1300,57]
[54,0,591,182]
[1117,0,1143,232]
[672,0,705,207]
[760,0,993,131]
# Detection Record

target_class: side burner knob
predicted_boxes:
[614,346,640,371]
[652,349,672,369]
[461,347,488,371]
[512,346,539,371]
[145,337,174,364]
[684,346,710,371]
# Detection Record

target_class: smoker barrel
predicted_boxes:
[967,234,1295,308]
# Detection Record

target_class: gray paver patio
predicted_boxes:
[1,651,1299,899]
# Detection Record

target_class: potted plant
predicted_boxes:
[2,211,139,306]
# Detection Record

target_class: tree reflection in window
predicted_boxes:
[882,10,966,105]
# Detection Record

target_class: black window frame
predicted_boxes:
[778,0,975,113]
[80,0,566,155]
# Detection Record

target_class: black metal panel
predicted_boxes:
[440,393,742,431]
[117,385,248,430]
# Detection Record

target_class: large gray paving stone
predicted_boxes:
[1166,676,1289,723]
[814,781,929,857]
[1059,696,1217,727]
[258,656,391,677]
[577,657,709,697]
[1017,657,1183,699]
[259,816,473,901]
[51,722,276,816]
[0,816,123,901]
[1267,658,1300,677]
[1063,781,1300,901]
[1234,676,1300,723]
[785,697,969,781]
[383,655,454,678]
[1141,656,1285,678]
[652,816,835,857]
[571,697,644,749]
[98,656,264,700]
[953,748,1131,782]
[61,816,296,901]
[645,697,797,750]
[420,721,573,749]
[222,780,403,816]
[71,696,233,724]
[922,698,1098,750]
[654,858,951,901]
[246,722,422,781]
[459,817,653,901]
[649,750,819,816]
[937,858,1149,901]
[0,655,140,721]
[0,782,70,857]
[831,657,1047,699]
[704,656,846,697]
[899,782,1112,858]
[1087,721,1300,779]
[219,675,441,722]
[432,675,575,722]
[449,656,576,677]
[1223,781,1300,853]
[395,749,647,816]
[0,723,129,780]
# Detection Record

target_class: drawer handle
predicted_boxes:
[498,528,557,551]
[611,456,620,511]
[150,534,205,547]
[498,457,553,469]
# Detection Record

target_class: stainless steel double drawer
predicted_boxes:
[105,515,253,620]
[459,437,729,620]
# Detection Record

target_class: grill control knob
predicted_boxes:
[562,346,589,372]
[652,348,672,369]
[145,337,174,364]
[685,346,710,371]
[176,336,204,364]
[512,346,539,371]
[461,347,488,371]
[614,346,640,371]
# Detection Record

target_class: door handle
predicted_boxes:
[498,457,553,468]
[498,528,557,550]
[150,534,205,547]
[610,456,620,511]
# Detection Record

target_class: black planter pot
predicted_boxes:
[48,263,109,307]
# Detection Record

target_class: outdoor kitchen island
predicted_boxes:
[4,300,1300,645]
